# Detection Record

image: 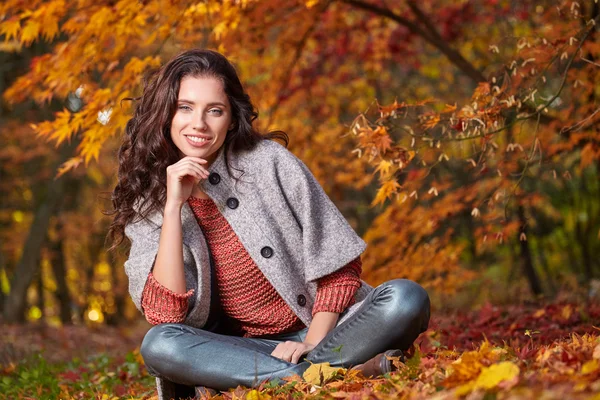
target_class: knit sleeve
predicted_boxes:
[141,272,195,325]
[312,257,362,316]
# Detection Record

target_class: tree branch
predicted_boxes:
[340,0,487,83]
[266,1,332,125]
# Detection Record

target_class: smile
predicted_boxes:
[185,136,209,143]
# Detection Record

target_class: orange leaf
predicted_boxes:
[56,157,84,178]
[372,179,401,206]
[0,18,21,41]
[20,20,41,45]
[442,103,457,113]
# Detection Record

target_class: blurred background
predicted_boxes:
[0,0,598,331]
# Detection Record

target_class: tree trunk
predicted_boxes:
[0,252,6,315]
[518,205,543,296]
[105,253,125,326]
[537,238,557,297]
[50,228,72,325]
[3,142,75,323]
[36,269,45,323]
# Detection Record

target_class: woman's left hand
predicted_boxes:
[271,341,315,364]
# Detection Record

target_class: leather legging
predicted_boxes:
[140,279,430,392]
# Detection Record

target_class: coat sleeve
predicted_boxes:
[123,216,163,313]
[270,143,367,283]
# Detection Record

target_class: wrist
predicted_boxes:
[164,201,184,215]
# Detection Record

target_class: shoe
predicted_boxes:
[195,386,217,399]
[351,349,405,377]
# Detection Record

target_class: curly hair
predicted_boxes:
[108,49,287,248]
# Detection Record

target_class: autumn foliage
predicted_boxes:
[1,0,600,398]
[2,0,599,298]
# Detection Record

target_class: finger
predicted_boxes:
[291,348,303,364]
[271,344,284,360]
[172,163,207,181]
[175,159,209,175]
[282,350,292,362]
[179,160,210,178]
[180,156,208,163]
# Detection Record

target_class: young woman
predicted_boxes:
[110,49,430,400]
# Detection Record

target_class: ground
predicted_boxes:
[1,300,599,400]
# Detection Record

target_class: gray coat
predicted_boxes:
[124,139,372,399]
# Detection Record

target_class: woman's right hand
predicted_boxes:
[165,157,210,208]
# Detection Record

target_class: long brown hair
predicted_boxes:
[108,49,287,248]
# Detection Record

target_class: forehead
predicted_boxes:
[178,76,229,104]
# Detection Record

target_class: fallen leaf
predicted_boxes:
[302,362,346,385]
[475,361,520,390]
[581,359,599,375]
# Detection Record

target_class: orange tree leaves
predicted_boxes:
[1,0,599,295]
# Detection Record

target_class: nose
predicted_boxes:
[193,112,207,131]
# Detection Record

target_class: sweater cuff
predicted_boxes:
[312,257,362,316]
[141,272,194,325]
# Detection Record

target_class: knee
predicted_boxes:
[377,279,430,330]
[140,324,182,373]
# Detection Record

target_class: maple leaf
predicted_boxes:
[41,19,60,41]
[421,113,440,130]
[442,103,457,113]
[371,179,401,206]
[20,20,41,45]
[377,99,407,118]
[246,389,271,400]
[56,157,84,178]
[472,82,491,100]
[374,160,393,178]
[48,109,74,145]
[0,17,21,41]
[302,362,345,386]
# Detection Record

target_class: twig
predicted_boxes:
[504,113,541,220]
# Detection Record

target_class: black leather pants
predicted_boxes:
[140,279,430,392]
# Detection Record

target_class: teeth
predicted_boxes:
[187,136,207,143]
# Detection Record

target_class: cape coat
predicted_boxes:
[123,139,372,399]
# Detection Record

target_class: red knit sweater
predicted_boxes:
[141,196,362,337]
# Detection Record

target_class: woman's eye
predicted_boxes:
[209,109,223,116]
[178,105,192,111]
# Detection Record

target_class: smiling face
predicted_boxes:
[170,75,233,166]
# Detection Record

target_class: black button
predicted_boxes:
[297,294,306,307]
[226,197,239,209]
[260,246,273,258]
[208,173,221,185]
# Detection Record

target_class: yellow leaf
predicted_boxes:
[56,157,84,178]
[455,381,476,396]
[302,362,345,385]
[246,389,271,400]
[561,304,573,320]
[533,309,545,318]
[371,179,401,206]
[41,19,59,41]
[374,160,393,178]
[581,359,599,375]
[442,103,457,113]
[474,361,520,390]
[20,20,41,45]
[0,18,21,41]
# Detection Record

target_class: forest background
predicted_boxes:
[0,0,599,399]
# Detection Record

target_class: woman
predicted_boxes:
[109,49,430,400]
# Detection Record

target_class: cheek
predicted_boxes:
[171,112,191,128]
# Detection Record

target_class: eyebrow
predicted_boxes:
[177,99,228,108]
